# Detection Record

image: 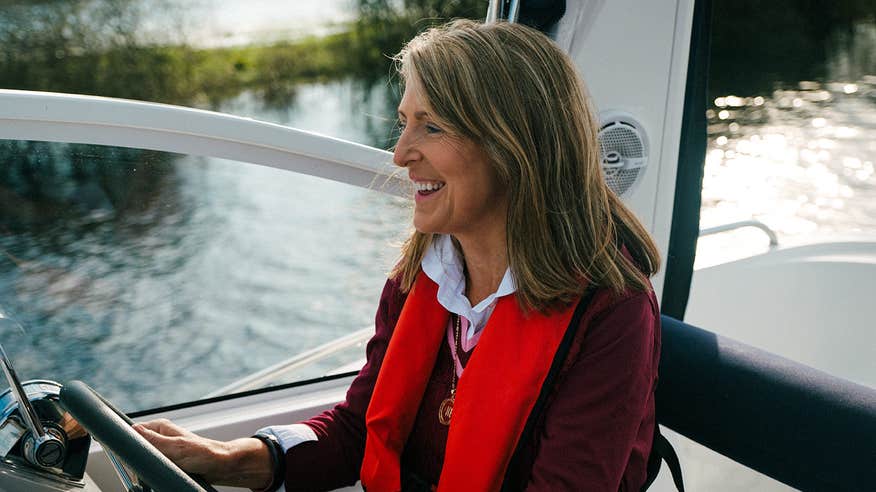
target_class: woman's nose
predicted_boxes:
[393,129,416,168]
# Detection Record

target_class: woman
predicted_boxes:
[135,19,661,492]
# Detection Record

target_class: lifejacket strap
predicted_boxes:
[500,285,599,491]
[641,430,685,492]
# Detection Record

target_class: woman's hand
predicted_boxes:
[134,419,274,489]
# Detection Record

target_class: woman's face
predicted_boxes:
[393,83,508,239]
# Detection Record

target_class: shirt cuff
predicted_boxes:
[255,424,318,492]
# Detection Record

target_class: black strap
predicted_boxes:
[251,433,286,492]
[501,285,598,491]
[641,426,685,492]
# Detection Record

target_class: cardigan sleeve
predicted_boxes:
[282,278,405,491]
[524,289,661,492]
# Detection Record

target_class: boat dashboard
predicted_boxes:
[0,344,211,492]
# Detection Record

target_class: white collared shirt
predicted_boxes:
[261,234,517,488]
[421,234,517,342]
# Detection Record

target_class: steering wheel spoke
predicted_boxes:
[59,380,216,492]
[107,450,151,492]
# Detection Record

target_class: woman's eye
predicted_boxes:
[425,124,443,134]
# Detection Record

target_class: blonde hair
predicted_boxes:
[391,19,660,312]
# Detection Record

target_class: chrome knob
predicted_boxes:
[0,342,68,470]
[0,332,90,487]
[23,426,67,468]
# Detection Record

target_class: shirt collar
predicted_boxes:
[421,234,516,318]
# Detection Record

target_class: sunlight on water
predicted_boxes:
[696,77,876,268]
[174,0,351,47]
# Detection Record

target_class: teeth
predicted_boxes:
[414,181,445,192]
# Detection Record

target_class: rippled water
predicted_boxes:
[696,78,876,267]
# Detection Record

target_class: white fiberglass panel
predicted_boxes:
[559,0,696,296]
[687,241,876,388]
[0,90,403,196]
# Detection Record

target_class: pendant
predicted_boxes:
[438,396,454,425]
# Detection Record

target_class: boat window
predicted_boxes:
[0,0,486,413]
[673,4,876,490]
[0,140,408,412]
[690,1,876,387]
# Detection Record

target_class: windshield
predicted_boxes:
[0,142,408,412]
[0,0,486,414]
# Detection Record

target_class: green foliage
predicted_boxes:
[709,0,875,97]
[0,0,486,107]
[0,0,197,103]
[347,0,484,82]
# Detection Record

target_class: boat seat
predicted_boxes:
[656,315,876,492]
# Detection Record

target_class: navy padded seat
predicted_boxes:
[656,315,876,492]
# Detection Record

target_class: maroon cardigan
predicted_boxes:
[285,277,660,491]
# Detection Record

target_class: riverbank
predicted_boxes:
[0,31,353,108]
[0,0,481,109]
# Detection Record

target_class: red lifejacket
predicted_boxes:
[360,272,594,491]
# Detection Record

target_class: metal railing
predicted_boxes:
[699,220,779,248]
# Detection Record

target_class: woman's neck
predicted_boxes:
[454,231,508,307]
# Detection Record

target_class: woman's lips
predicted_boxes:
[412,179,445,202]
[414,184,445,202]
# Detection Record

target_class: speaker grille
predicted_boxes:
[598,116,648,197]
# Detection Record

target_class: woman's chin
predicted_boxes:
[412,216,443,235]
[413,223,436,234]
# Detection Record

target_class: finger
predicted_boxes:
[135,418,188,437]
[133,425,220,477]
[133,425,173,452]
[135,425,202,471]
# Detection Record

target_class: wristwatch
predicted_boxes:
[251,432,286,492]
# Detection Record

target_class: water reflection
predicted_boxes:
[220,80,400,149]
[697,73,876,267]
[0,76,407,411]
[0,142,178,228]
[0,147,409,411]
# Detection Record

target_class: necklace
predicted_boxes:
[438,314,461,426]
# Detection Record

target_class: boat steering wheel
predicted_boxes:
[60,380,218,492]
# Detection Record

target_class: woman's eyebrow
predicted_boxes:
[397,110,430,119]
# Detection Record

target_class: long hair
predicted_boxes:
[390,20,660,312]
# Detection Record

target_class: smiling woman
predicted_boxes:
[394,83,508,284]
[136,19,663,492]
[389,19,659,312]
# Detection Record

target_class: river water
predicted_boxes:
[696,78,876,267]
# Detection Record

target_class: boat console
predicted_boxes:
[0,342,214,492]
[0,344,98,491]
